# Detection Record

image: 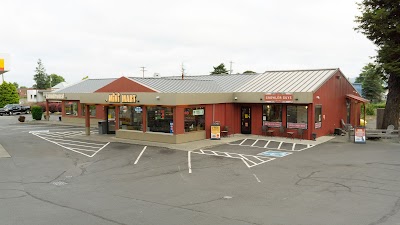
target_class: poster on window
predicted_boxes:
[315,122,322,129]
[264,121,282,128]
[287,122,307,129]
[354,127,366,144]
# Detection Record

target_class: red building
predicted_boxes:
[45,69,368,143]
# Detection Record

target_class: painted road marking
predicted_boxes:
[134,146,147,165]
[188,151,192,173]
[229,138,314,151]
[31,131,109,157]
[192,149,274,168]
[253,174,261,183]
[258,151,292,158]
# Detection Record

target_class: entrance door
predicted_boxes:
[241,107,251,134]
[106,106,116,134]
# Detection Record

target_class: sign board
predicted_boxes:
[315,122,321,129]
[264,93,293,103]
[45,93,65,100]
[258,151,292,158]
[170,122,174,133]
[0,59,4,71]
[108,93,136,103]
[211,124,220,140]
[193,109,204,116]
[354,127,366,144]
[287,122,307,129]
[264,121,282,128]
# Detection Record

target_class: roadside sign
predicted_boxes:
[354,127,366,144]
[258,151,292,157]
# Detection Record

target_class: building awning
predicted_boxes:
[346,94,369,103]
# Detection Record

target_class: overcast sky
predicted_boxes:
[2,0,376,87]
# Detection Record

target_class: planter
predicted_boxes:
[18,116,26,122]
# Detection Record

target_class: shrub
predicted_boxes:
[35,102,62,113]
[365,104,375,115]
[31,106,43,120]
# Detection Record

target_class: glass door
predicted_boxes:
[241,107,251,134]
[106,106,116,134]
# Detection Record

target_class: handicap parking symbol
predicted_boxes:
[258,151,292,158]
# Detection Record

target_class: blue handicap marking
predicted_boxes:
[258,151,292,158]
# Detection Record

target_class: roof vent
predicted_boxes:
[153,73,160,78]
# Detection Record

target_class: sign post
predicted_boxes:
[354,127,366,144]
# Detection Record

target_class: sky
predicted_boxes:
[1,0,376,87]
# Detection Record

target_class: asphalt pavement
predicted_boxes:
[1,114,400,225]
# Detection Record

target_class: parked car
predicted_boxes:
[0,104,31,116]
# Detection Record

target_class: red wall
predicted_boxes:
[95,77,156,93]
[313,71,361,137]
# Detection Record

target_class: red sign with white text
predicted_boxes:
[264,94,293,103]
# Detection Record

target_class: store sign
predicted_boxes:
[193,109,204,116]
[0,59,4,71]
[45,93,65,99]
[108,93,136,103]
[211,124,221,140]
[287,122,307,129]
[264,121,282,128]
[315,122,322,129]
[264,93,293,103]
[354,127,366,144]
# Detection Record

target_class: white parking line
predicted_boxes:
[188,151,192,174]
[253,174,261,183]
[134,146,147,165]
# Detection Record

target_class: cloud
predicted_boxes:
[1,0,375,87]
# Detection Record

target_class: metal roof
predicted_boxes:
[235,69,338,93]
[129,77,224,93]
[53,78,116,93]
[168,74,259,92]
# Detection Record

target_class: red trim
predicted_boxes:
[346,94,369,103]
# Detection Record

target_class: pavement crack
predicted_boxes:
[368,197,400,225]
[295,171,320,186]
[114,194,261,225]
[179,197,223,207]
[48,170,66,183]
[25,191,128,225]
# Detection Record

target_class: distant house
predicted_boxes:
[352,83,363,96]
[27,82,69,103]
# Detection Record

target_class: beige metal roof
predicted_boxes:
[235,69,338,93]
[53,78,116,93]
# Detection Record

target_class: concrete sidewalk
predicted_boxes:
[30,120,334,151]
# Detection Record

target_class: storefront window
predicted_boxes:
[147,106,173,133]
[119,106,143,131]
[287,105,308,129]
[81,104,97,117]
[315,105,322,129]
[262,104,282,127]
[64,101,78,116]
[184,107,205,132]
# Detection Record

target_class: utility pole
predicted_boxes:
[229,61,234,74]
[181,63,185,80]
[140,67,147,78]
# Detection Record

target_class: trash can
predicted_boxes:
[59,116,62,121]
[98,120,107,134]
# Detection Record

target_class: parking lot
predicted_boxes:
[1,116,400,225]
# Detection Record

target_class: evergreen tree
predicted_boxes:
[356,0,400,128]
[243,70,257,74]
[0,82,20,108]
[34,59,49,89]
[360,64,384,103]
[48,74,66,87]
[12,82,19,89]
[210,63,229,75]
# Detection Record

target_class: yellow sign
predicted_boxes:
[211,125,220,140]
[0,59,4,71]
[108,93,136,103]
[121,94,136,103]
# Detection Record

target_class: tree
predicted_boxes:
[48,74,65,87]
[82,76,89,80]
[20,86,27,89]
[12,82,19,89]
[33,59,49,89]
[243,70,257,74]
[359,63,384,103]
[0,82,20,108]
[210,63,229,75]
[355,1,400,128]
